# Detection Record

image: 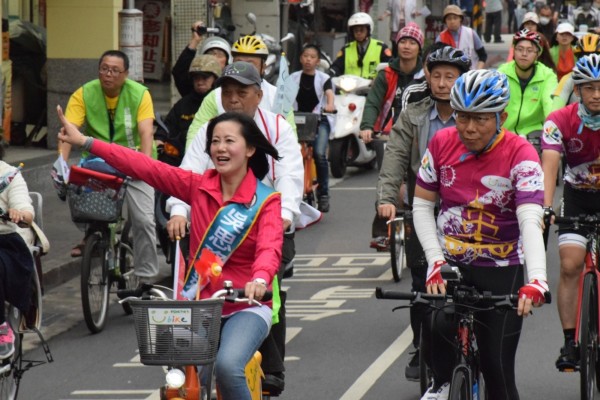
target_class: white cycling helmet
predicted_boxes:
[450,69,510,113]
[200,36,233,65]
[348,12,374,34]
[572,54,600,85]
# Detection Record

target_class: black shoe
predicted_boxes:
[318,195,330,213]
[405,349,420,381]
[283,261,294,279]
[494,39,505,43]
[556,341,580,372]
[263,373,285,395]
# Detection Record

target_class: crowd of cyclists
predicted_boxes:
[2,1,600,399]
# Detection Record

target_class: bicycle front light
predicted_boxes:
[166,368,186,388]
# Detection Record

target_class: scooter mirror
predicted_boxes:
[281,32,295,43]
[246,13,257,25]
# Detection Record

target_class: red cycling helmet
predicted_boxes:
[513,29,543,53]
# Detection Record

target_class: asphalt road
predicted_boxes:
[14,164,586,400]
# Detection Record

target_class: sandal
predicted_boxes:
[70,243,85,258]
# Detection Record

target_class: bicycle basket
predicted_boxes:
[294,112,319,142]
[129,299,224,366]
[67,165,127,223]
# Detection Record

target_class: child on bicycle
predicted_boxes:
[57,108,283,400]
[290,44,336,212]
[0,156,35,360]
[412,69,548,399]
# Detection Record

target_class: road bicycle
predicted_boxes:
[118,281,273,400]
[66,165,138,334]
[0,193,53,399]
[551,213,600,400]
[376,265,549,400]
[386,210,408,282]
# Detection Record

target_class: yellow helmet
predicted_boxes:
[232,35,269,59]
[574,33,600,57]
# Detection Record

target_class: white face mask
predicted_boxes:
[539,16,551,25]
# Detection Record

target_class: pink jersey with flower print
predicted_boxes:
[542,103,600,191]
[416,127,544,267]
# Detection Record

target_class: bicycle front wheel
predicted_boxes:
[449,367,472,400]
[580,273,599,400]
[118,220,138,315]
[389,218,405,282]
[81,233,110,333]
[0,305,21,399]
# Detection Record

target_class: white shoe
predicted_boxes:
[420,382,450,400]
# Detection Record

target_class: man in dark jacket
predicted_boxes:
[359,22,423,252]
[155,55,222,165]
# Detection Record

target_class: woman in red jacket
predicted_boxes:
[57,107,283,400]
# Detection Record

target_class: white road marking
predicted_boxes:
[339,326,413,400]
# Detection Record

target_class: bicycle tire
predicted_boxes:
[389,218,405,282]
[81,233,110,333]
[419,329,432,395]
[580,273,598,400]
[449,367,472,400]
[118,220,137,315]
[0,304,21,400]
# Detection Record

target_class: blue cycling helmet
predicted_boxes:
[450,69,510,113]
[572,54,600,85]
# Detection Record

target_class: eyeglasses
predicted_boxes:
[455,112,495,126]
[514,46,538,56]
[99,66,125,76]
[580,84,600,95]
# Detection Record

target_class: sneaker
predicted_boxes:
[317,195,330,213]
[369,236,389,252]
[405,349,420,381]
[421,382,450,400]
[0,322,15,360]
[556,340,580,372]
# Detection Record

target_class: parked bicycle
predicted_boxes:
[66,165,137,333]
[376,265,551,400]
[0,194,53,399]
[550,213,600,400]
[117,281,273,400]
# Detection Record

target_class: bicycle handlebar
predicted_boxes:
[552,214,600,227]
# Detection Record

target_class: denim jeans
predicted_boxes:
[314,118,330,197]
[215,311,270,400]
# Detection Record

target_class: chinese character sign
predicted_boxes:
[135,0,169,80]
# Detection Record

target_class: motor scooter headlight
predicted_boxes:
[339,76,357,92]
[166,368,186,388]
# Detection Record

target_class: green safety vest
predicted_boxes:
[82,79,156,158]
[344,39,384,79]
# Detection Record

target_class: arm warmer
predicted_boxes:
[516,203,547,282]
[412,196,445,269]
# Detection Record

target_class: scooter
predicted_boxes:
[245,12,295,84]
[328,75,376,178]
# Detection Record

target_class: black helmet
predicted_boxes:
[426,46,471,74]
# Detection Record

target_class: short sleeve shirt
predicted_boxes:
[416,128,544,267]
[542,102,600,190]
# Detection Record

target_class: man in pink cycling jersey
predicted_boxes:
[542,54,600,372]
[413,69,548,400]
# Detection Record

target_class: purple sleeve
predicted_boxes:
[540,116,564,153]
[415,140,440,193]
[512,141,545,207]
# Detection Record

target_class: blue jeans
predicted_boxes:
[314,118,330,197]
[216,311,270,400]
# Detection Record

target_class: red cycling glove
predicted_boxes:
[518,279,549,304]
[426,260,446,287]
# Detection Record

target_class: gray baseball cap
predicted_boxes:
[215,61,261,88]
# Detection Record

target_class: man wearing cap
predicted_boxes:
[184,35,296,150]
[437,4,487,69]
[498,29,558,141]
[359,22,423,251]
[155,55,222,165]
[167,61,303,395]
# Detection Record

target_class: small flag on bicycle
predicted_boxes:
[273,52,298,116]
[173,240,187,300]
